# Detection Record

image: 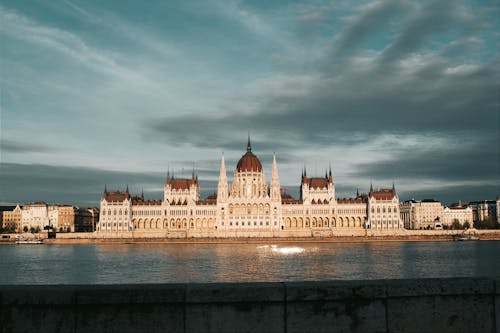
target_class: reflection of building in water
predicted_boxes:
[97,137,403,237]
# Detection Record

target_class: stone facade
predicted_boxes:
[400,199,444,230]
[468,200,497,223]
[75,207,99,232]
[21,203,51,231]
[97,139,403,236]
[57,206,76,232]
[497,196,500,222]
[1,205,22,232]
[442,206,473,227]
[366,185,403,230]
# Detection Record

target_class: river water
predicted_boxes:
[1,241,499,284]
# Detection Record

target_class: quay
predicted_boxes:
[1,229,500,244]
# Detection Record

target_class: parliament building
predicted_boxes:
[97,138,403,237]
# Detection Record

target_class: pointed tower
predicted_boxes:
[300,166,309,202]
[270,153,281,201]
[217,152,228,202]
[247,132,252,152]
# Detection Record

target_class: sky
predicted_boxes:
[0,0,499,207]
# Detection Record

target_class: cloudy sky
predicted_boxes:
[1,0,499,206]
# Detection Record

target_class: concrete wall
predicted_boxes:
[1,278,499,333]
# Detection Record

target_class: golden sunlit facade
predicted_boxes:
[97,138,403,237]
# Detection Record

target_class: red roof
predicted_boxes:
[281,193,302,204]
[167,178,198,190]
[303,177,331,189]
[369,188,395,200]
[197,194,217,205]
[236,151,262,172]
[337,197,367,204]
[104,191,130,202]
[132,199,162,205]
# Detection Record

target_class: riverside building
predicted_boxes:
[97,138,403,237]
[400,199,444,230]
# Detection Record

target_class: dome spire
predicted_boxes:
[247,132,252,152]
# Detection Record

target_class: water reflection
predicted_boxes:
[0,241,499,284]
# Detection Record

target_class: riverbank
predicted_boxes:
[2,229,500,244]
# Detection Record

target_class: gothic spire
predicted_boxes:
[271,152,280,200]
[272,153,279,180]
[218,152,227,182]
[247,133,252,152]
[217,152,228,202]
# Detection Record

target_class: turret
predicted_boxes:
[270,153,281,201]
[217,153,228,202]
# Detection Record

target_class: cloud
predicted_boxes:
[398,184,500,206]
[1,0,498,206]
[0,139,55,154]
[332,0,415,59]
[350,136,500,182]
[0,163,222,206]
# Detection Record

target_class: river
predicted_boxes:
[1,241,499,284]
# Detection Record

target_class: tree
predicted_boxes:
[451,219,462,230]
[23,226,28,233]
[475,217,500,229]
[463,221,470,229]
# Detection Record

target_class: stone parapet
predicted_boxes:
[1,278,498,332]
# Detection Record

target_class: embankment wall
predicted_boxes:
[1,278,499,332]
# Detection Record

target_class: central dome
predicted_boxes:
[236,137,262,172]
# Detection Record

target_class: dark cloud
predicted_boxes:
[350,137,500,182]
[398,184,500,206]
[1,139,55,153]
[332,0,414,59]
[0,163,225,206]
[378,1,477,65]
[0,163,162,206]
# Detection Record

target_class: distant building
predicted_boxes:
[442,206,473,227]
[75,207,99,232]
[366,184,403,230]
[98,189,133,232]
[57,206,76,232]
[497,196,500,222]
[467,200,497,223]
[97,138,403,236]
[1,205,22,232]
[400,199,444,230]
[22,203,50,231]
[19,203,81,232]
